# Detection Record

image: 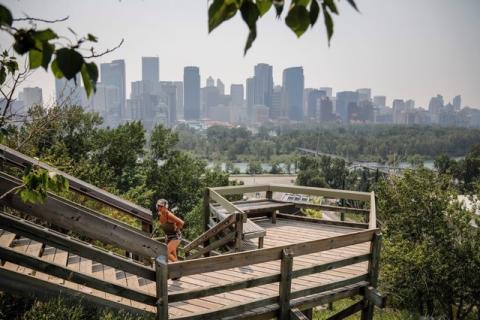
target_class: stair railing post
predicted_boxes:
[203,188,211,257]
[234,212,244,251]
[279,248,294,320]
[155,254,169,320]
[361,232,382,320]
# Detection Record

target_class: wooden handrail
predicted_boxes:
[169,228,377,279]
[0,173,166,258]
[0,144,152,224]
[369,192,377,229]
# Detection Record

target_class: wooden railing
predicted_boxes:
[210,184,377,229]
[165,228,382,320]
[0,210,169,317]
[0,144,152,232]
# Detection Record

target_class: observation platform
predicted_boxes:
[0,144,384,320]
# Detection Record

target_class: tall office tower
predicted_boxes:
[55,75,83,106]
[217,79,225,95]
[160,82,177,126]
[206,76,215,87]
[307,89,327,119]
[19,87,43,109]
[100,59,126,117]
[246,77,254,109]
[405,99,415,110]
[319,87,333,98]
[183,66,201,120]
[270,86,282,119]
[282,67,304,121]
[373,96,387,107]
[428,94,444,113]
[356,88,372,102]
[453,95,461,111]
[230,84,244,106]
[392,99,406,124]
[319,97,334,122]
[335,91,358,124]
[142,57,159,83]
[253,63,273,108]
[92,84,119,115]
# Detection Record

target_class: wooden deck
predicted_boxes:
[0,217,371,319]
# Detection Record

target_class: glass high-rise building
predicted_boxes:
[336,91,358,124]
[142,57,159,83]
[100,59,126,117]
[253,63,273,108]
[183,66,200,120]
[230,84,244,106]
[282,67,304,121]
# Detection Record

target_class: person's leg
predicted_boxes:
[167,239,181,262]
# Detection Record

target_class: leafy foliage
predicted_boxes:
[18,167,69,204]
[208,0,359,53]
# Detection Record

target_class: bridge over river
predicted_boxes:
[0,144,385,320]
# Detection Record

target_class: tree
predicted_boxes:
[376,169,480,319]
[208,0,359,54]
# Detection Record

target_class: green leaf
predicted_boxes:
[208,0,239,33]
[81,62,98,97]
[346,0,358,11]
[5,60,18,73]
[285,5,310,37]
[0,4,13,27]
[50,59,64,78]
[244,27,257,55]
[256,0,272,16]
[273,0,284,17]
[29,46,42,69]
[55,48,84,80]
[41,42,54,70]
[13,29,36,54]
[293,0,311,6]
[309,0,320,26]
[240,0,260,30]
[323,0,338,14]
[0,66,6,85]
[33,29,58,41]
[322,4,334,44]
[87,33,98,42]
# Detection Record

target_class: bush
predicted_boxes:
[21,298,84,320]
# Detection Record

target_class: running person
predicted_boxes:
[155,199,184,262]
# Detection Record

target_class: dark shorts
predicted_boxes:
[165,232,182,244]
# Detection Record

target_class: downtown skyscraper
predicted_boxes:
[183,66,201,120]
[253,63,273,108]
[142,57,159,83]
[100,59,126,117]
[282,67,304,121]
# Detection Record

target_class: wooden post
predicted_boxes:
[258,237,264,249]
[361,232,382,320]
[266,190,273,200]
[203,188,211,257]
[272,210,278,224]
[279,249,294,320]
[142,220,152,234]
[234,213,244,252]
[155,255,169,320]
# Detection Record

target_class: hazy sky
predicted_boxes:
[2,0,480,108]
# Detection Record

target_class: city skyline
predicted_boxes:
[0,0,479,109]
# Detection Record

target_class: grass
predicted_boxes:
[313,298,417,320]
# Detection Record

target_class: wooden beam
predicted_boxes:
[363,287,387,308]
[290,308,310,320]
[211,185,270,196]
[269,184,371,201]
[276,213,368,229]
[279,249,294,319]
[0,173,166,258]
[0,267,152,317]
[361,233,382,320]
[290,274,369,300]
[368,192,377,229]
[284,202,369,215]
[0,211,156,280]
[209,190,245,214]
[155,255,169,320]
[0,144,152,223]
[187,232,235,260]
[184,213,236,253]
[168,229,377,279]
[292,254,371,279]
[0,245,156,305]
[326,300,367,320]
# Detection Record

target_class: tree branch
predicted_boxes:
[83,39,124,58]
[13,15,69,23]
[0,183,25,200]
